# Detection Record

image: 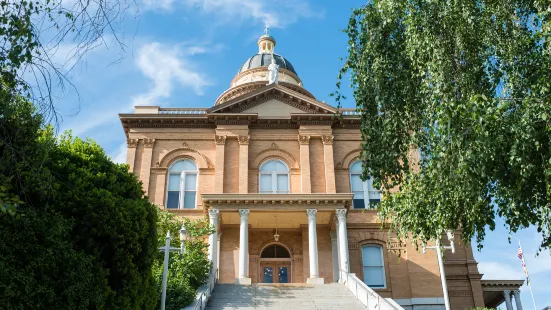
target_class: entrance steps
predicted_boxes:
[206,283,366,309]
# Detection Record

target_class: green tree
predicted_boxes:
[0,100,158,309]
[153,211,214,310]
[337,1,551,250]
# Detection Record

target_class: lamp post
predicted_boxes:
[423,230,455,310]
[159,225,188,310]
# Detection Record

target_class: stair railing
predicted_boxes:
[190,267,218,310]
[339,269,404,310]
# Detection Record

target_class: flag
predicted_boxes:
[517,246,530,285]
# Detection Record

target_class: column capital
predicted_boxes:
[239,209,250,219]
[238,135,250,145]
[143,138,155,148]
[322,135,334,145]
[298,135,311,145]
[208,209,220,220]
[215,135,226,145]
[127,138,138,148]
[306,209,317,220]
[513,290,520,295]
[503,290,511,295]
[335,208,347,220]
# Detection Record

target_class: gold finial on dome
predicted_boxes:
[258,20,276,54]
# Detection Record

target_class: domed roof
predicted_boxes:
[238,53,297,76]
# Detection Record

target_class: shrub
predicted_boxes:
[0,97,159,309]
[154,211,214,310]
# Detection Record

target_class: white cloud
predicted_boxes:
[142,0,324,28]
[131,42,211,106]
[109,142,128,164]
[478,261,525,280]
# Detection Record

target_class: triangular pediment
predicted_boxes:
[241,98,306,117]
[207,84,337,116]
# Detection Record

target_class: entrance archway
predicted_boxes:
[259,243,292,283]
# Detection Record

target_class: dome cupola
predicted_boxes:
[215,25,313,105]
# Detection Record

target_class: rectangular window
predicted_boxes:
[351,174,366,209]
[362,245,385,288]
[276,174,289,193]
[182,173,197,209]
[260,174,272,193]
[167,173,181,209]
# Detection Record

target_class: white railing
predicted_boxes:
[339,269,404,310]
[185,267,218,310]
[159,108,207,115]
[340,108,361,116]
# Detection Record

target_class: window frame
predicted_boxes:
[166,160,198,209]
[349,161,381,209]
[258,159,290,194]
[361,244,387,289]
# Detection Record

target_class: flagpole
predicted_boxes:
[518,238,537,310]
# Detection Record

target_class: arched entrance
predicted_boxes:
[259,243,292,283]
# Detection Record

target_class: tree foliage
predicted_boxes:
[0,98,158,309]
[337,0,551,250]
[153,211,214,310]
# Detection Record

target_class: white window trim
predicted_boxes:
[166,169,198,209]
[350,161,380,209]
[361,244,387,289]
[259,159,290,194]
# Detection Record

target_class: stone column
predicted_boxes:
[299,135,311,193]
[238,136,250,193]
[214,135,226,193]
[237,209,251,284]
[336,209,350,277]
[208,209,219,264]
[306,209,323,284]
[322,135,336,193]
[330,231,339,283]
[126,138,138,172]
[503,290,513,310]
[513,290,523,310]
[216,232,221,279]
[140,138,155,196]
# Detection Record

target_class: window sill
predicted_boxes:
[164,208,205,213]
[349,209,378,212]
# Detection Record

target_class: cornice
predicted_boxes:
[202,193,354,210]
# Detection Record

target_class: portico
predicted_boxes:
[202,193,352,284]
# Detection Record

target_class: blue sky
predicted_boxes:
[52,1,550,308]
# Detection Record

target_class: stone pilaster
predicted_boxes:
[140,138,155,196]
[238,135,250,194]
[299,135,311,193]
[126,138,138,172]
[214,135,226,193]
[322,135,336,193]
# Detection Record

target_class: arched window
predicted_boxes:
[259,160,289,194]
[361,245,386,288]
[166,160,198,209]
[349,161,381,209]
[260,244,291,258]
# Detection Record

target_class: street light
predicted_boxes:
[423,230,456,310]
[179,224,188,254]
[159,227,187,310]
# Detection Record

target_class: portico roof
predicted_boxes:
[202,193,353,211]
[481,279,524,308]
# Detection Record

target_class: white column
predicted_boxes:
[330,231,339,283]
[306,209,323,284]
[503,290,513,310]
[336,208,350,278]
[513,290,523,310]
[237,209,251,285]
[208,209,219,268]
[216,232,221,279]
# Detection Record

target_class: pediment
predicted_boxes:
[207,84,337,115]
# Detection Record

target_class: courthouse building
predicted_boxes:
[120,31,524,310]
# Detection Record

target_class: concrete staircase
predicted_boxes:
[205,283,367,310]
